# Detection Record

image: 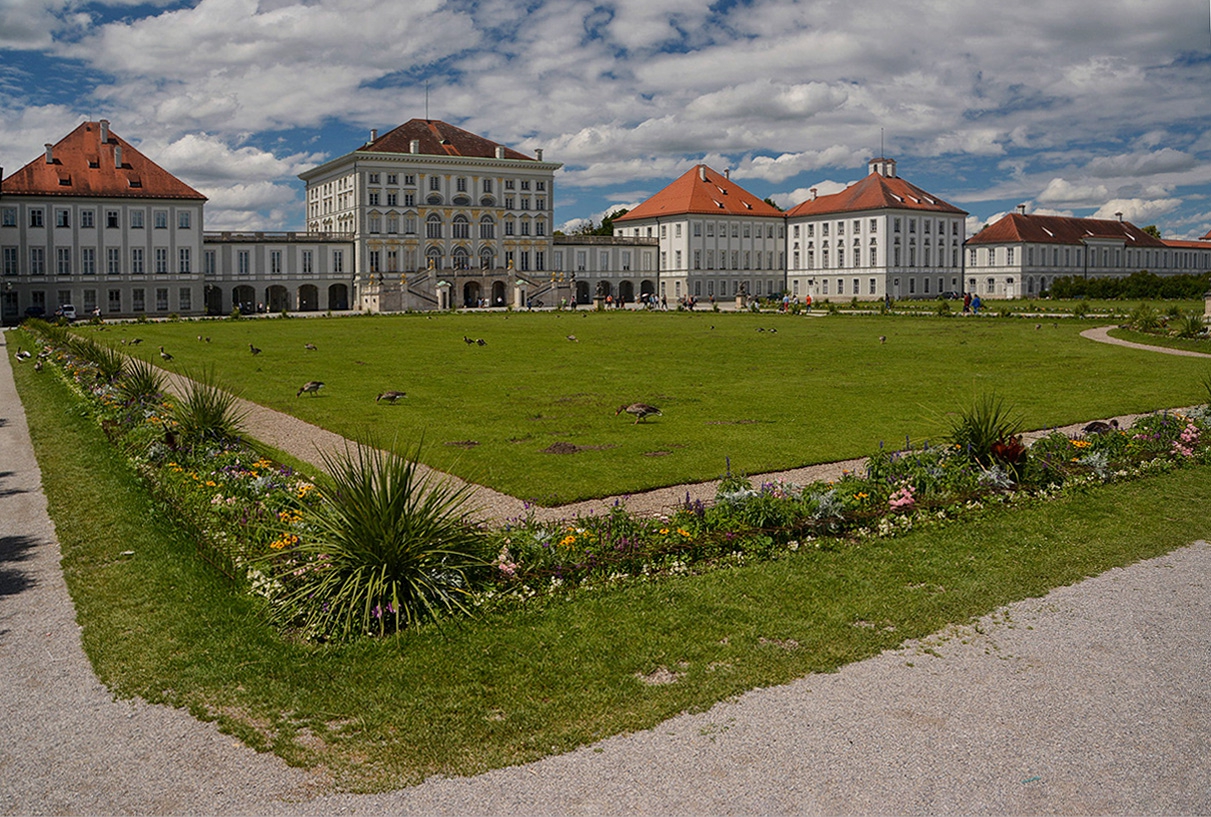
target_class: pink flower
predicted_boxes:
[889,484,916,512]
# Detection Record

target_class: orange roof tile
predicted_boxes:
[613,165,782,222]
[359,119,535,161]
[785,172,965,218]
[1161,237,1211,250]
[1,121,205,200]
[967,213,1166,247]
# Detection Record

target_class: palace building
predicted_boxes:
[3,119,1209,322]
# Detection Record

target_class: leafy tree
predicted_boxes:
[1142,224,1162,238]
[763,197,783,212]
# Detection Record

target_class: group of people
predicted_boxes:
[962,292,983,314]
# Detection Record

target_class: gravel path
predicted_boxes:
[4,326,1210,814]
[1081,324,1211,358]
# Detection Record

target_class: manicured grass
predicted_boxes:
[1108,327,1211,356]
[13,340,1211,792]
[81,312,1209,502]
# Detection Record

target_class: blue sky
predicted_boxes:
[2,0,1210,239]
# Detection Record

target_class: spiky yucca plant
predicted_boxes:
[947,393,1024,469]
[264,440,488,640]
[171,366,247,448]
[118,357,166,406]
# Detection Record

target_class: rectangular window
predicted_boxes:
[56,209,70,228]
[133,210,146,229]
[83,289,97,312]
[386,192,397,207]
[132,288,145,312]
[130,248,144,274]
[30,209,44,228]
[155,248,168,274]
[535,251,544,271]
[387,174,397,186]
[238,251,250,275]
[302,250,313,274]
[271,250,282,274]
[179,247,191,273]
[177,211,190,229]
[108,289,121,313]
[429,176,440,191]
[106,210,120,228]
[156,288,169,311]
[153,210,167,229]
[179,288,191,311]
[1,207,15,227]
[81,210,94,228]
[333,250,343,274]
[204,250,216,275]
[369,250,380,273]
[81,247,96,275]
[107,248,120,275]
[368,192,379,206]
[707,222,715,237]
[404,175,415,186]
[1007,248,1015,265]
[2,247,16,275]
[29,247,45,275]
[675,223,682,238]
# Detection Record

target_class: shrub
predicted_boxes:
[946,394,1024,469]
[171,366,248,449]
[1173,313,1206,339]
[262,440,489,639]
[118,357,166,406]
[1129,303,1161,332]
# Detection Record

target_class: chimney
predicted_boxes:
[810,188,818,201]
[725,169,730,180]
[1116,212,1123,222]
[369,128,377,142]
[495,146,505,159]
[1016,203,1027,215]
[44,144,53,164]
[535,148,543,161]
[114,144,122,168]
[100,119,109,143]
[410,139,420,154]
[699,165,706,181]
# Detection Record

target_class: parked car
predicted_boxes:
[23,305,46,318]
[939,291,962,300]
[55,304,77,321]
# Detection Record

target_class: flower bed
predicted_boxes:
[18,321,1211,641]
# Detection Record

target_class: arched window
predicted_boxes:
[479,216,495,239]
[479,247,494,269]
[426,246,442,270]
[452,215,470,239]
[426,214,442,239]
[452,246,470,270]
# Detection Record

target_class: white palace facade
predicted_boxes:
[3,118,1210,323]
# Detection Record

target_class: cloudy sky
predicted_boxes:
[2,0,1209,239]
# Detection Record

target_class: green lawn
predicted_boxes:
[13,337,1211,792]
[83,311,1209,502]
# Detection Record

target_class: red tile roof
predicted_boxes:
[614,165,782,222]
[1,121,205,200]
[784,171,965,218]
[967,213,1166,247]
[1161,237,1211,250]
[359,119,535,161]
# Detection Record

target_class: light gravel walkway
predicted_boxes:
[1082,324,1211,358]
[4,327,1211,814]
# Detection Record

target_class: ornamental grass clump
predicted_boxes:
[261,440,490,640]
[947,393,1026,479]
[171,366,248,449]
[118,357,167,407]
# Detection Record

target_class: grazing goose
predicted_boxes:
[249,343,262,355]
[566,334,578,342]
[296,380,324,397]
[463,336,475,345]
[1082,419,1120,435]
[616,403,662,424]
[33,360,43,372]
[476,338,487,346]
[158,346,173,361]
[878,335,887,344]
[304,342,317,351]
[15,348,31,361]
[129,338,143,345]
[376,391,407,403]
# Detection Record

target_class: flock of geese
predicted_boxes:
[16,328,1127,435]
